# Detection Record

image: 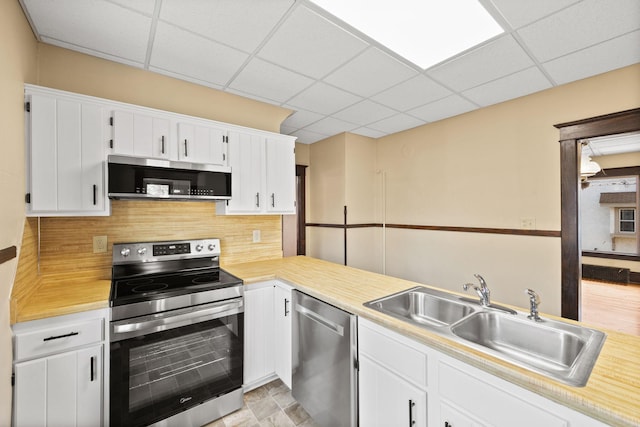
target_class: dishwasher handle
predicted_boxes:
[295,304,344,336]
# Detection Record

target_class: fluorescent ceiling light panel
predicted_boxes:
[310,0,503,69]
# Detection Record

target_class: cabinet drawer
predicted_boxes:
[359,321,428,389]
[14,318,103,361]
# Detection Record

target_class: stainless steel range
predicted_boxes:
[109,238,244,427]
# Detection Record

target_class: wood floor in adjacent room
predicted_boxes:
[581,279,640,336]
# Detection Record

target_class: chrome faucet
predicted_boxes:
[525,289,541,321]
[463,274,491,307]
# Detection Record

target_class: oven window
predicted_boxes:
[111,314,243,427]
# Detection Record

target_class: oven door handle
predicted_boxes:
[112,298,243,338]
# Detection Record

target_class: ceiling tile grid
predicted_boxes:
[19,0,640,144]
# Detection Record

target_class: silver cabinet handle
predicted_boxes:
[90,356,95,382]
[271,193,275,207]
[256,192,260,208]
[284,298,290,317]
[295,304,343,336]
[184,139,188,157]
[92,184,97,206]
[161,135,165,154]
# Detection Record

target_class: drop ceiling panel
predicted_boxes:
[487,0,580,29]
[325,48,418,97]
[462,67,552,107]
[304,117,359,135]
[428,35,535,92]
[408,95,478,123]
[332,100,397,126]
[257,5,368,79]
[293,128,331,144]
[368,113,427,134]
[229,58,314,103]
[286,82,362,115]
[371,75,451,112]
[352,127,387,139]
[281,109,325,130]
[108,0,156,15]
[150,22,249,87]
[23,0,151,63]
[517,0,640,62]
[542,31,640,85]
[159,0,294,53]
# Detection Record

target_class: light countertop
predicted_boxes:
[13,256,640,427]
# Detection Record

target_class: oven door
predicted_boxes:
[110,298,243,427]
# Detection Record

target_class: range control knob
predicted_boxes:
[195,244,204,252]
[137,247,147,256]
[120,248,131,257]
[208,243,216,251]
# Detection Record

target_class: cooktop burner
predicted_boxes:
[109,238,242,307]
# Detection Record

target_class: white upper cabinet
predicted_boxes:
[26,90,109,216]
[265,137,296,214]
[112,110,170,159]
[223,131,264,214]
[26,84,297,216]
[218,132,296,215]
[177,122,228,165]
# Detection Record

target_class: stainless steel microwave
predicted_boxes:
[107,155,231,201]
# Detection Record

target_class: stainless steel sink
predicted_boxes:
[364,286,475,327]
[364,286,606,387]
[450,311,606,386]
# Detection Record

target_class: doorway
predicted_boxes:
[578,134,640,335]
[282,165,307,257]
[556,108,640,322]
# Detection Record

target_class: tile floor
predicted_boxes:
[205,379,320,427]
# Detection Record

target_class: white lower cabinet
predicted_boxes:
[358,317,608,427]
[359,354,427,427]
[244,283,275,387]
[243,280,293,390]
[12,309,107,427]
[273,282,293,389]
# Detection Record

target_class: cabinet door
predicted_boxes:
[225,131,264,213]
[244,285,275,387]
[177,122,227,165]
[112,110,170,159]
[14,344,102,427]
[359,354,427,427]
[28,94,106,215]
[440,402,477,427]
[265,137,296,214]
[274,284,292,388]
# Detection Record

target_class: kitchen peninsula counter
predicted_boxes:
[224,256,640,427]
[12,256,640,426]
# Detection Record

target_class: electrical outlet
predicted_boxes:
[521,218,536,230]
[252,230,261,243]
[93,235,108,253]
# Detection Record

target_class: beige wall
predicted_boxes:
[0,0,38,423]
[307,64,640,316]
[375,64,640,315]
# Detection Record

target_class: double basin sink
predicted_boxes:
[364,286,606,387]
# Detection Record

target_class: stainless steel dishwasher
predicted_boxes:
[292,290,358,427]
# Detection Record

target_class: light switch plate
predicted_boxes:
[252,230,261,243]
[93,235,108,253]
